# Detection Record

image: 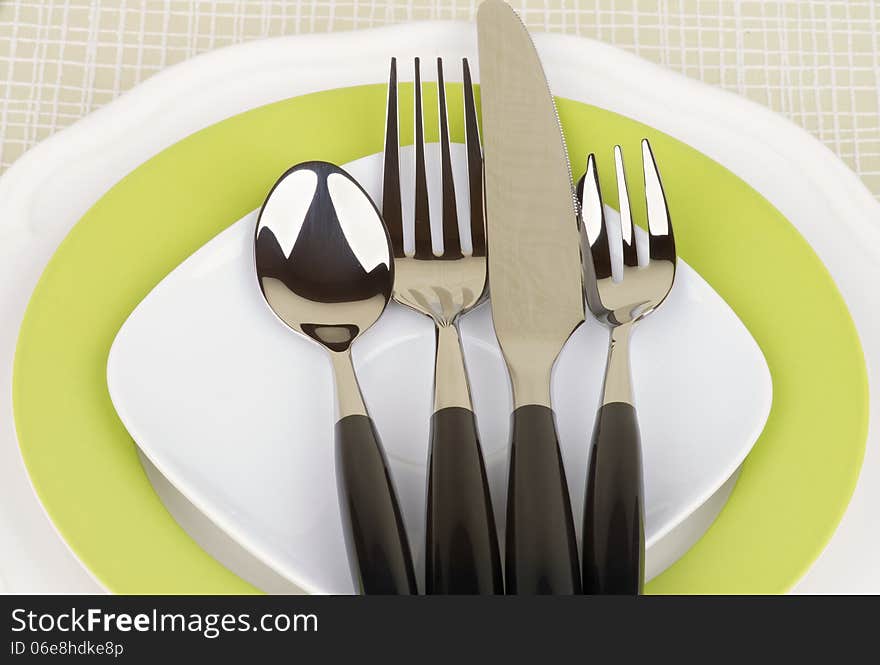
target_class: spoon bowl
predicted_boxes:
[255,161,393,352]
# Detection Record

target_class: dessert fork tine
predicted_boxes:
[578,139,676,595]
[382,57,503,594]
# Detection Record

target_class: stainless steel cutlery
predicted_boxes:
[254,161,416,594]
[478,0,585,594]
[382,56,503,594]
[577,141,676,594]
[249,0,678,596]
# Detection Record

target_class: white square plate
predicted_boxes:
[107,149,771,594]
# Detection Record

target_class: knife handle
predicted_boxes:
[582,402,645,594]
[425,407,504,594]
[506,404,581,594]
[335,414,417,594]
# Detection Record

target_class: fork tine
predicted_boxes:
[642,139,675,262]
[613,146,639,267]
[437,58,462,258]
[577,153,612,280]
[413,58,433,259]
[462,58,485,257]
[382,58,405,258]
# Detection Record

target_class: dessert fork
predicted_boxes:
[577,140,676,594]
[382,57,503,594]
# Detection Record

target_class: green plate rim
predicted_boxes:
[13,84,868,593]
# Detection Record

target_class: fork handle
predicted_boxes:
[506,405,581,594]
[582,402,645,594]
[425,407,504,594]
[426,324,503,594]
[335,414,417,594]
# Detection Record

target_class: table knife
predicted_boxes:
[477,0,585,594]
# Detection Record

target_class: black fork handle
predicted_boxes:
[582,402,645,594]
[425,407,504,594]
[505,405,581,594]
[335,414,417,595]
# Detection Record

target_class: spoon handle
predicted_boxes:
[335,414,417,594]
[505,405,581,594]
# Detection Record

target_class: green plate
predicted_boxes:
[13,84,868,593]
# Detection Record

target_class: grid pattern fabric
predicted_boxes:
[1,1,879,197]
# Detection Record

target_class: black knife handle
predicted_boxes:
[505,404,581,594]
[582,402,645,594]
[335,414,417,594]
[425,406,503,594]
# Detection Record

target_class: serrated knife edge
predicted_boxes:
[478,0,585,407]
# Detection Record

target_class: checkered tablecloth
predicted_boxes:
[2,1,879,198]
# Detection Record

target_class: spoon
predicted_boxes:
[254,160,416,594]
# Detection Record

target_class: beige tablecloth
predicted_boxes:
[2,1,878,198]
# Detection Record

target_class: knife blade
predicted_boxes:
[478,0,584,594]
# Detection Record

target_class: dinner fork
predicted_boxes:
[577,139,676,594]
[382,57,503,594]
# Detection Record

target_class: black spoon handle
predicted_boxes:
[582,402,645,594]
[505,404,581,594]
[425,406,503,594]
[335,414,417,594]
